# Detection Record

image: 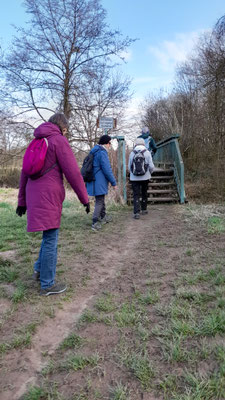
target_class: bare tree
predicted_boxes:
[69,67,132,149]
[0,0,134,144]
[141,15,225,199]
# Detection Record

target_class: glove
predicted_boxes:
[84,203,90,214]
[16,206,27,217]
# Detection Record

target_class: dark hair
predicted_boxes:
[98,135,111,145]
[48,113,68,133]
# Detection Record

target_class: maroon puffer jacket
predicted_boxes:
[18,122,89,232]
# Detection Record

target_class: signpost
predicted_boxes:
[97,117,117,134]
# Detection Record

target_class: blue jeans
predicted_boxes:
[34,228,59,289]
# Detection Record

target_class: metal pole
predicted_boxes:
[122,138,127,202]
[117,139,122,189]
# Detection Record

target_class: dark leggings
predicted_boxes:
[132,181,148,214]
[93,195,106,223]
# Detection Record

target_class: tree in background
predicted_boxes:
[140,15,225,200]
[0,0,134,148]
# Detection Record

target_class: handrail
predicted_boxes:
[153,135,186,203]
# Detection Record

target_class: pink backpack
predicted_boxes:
[22,138,48,176]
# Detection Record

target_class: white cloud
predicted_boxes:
[148,30,207,72]
[119,49,132,61]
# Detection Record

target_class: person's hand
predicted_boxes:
[16,206,27,217]
[113,185,118,190]
[84,203,90,214]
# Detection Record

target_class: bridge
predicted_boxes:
[115,134,186,204]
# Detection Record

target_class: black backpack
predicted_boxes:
[131,149,148,176]
[81,148,100,182]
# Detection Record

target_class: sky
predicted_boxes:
[0,0,224,110]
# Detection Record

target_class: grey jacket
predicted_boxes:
[128,145,155,181]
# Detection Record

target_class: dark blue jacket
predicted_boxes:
[86,145,117,196]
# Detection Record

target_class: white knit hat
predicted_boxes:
[135,138,145,146]
[142,126,149,134]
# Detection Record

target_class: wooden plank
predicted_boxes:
[147,197,178,202]
[150,176,174,180]
[148,182,175,186]
[148,189,175,194]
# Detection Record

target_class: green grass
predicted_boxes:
[23,386,47,400]
[137,290,159,305]
[114,302,142,327]
[59,333,85,350]
[124,351,155,389]
[183,266,225,286]
[61,353,101,371]
[208,216,225,234]
[94,293,116,312]
[12,281,27,303]
[0,204,41,252]
[79,309,98,324]
[0,258,18,283]
[0,202,12,209]
[109,382,130,400]
[0,322,38,354]
[181,370,225,400]
[0,332,31,354]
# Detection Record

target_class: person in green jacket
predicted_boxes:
[138,127,157,156]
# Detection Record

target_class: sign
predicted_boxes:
[97,117,117,130]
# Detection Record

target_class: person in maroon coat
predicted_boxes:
[16,113,90,296]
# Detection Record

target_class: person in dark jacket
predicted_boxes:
[16,113,90,296]
[86,135,117,231]
[138,126,157,155]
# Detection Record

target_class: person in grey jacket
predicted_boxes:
[128,138,154,219]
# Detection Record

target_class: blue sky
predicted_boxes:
[0,0,224,105]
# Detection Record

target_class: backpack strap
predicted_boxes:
[91,147,102,179]
[41,163,57,176]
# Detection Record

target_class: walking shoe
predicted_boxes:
[40,282,67,296]
[141,210,148,215]
[133,213,140,219]
[100,215,112,224]
[32,270,40,281]
[91,222,102,231]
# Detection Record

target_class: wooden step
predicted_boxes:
[154,162,174,166]
[147,197,178,203]
[150,175,174,180]
[148,182,175,187]
[152,168,174,174]
[152,167,174,175]
[148,189,175,194]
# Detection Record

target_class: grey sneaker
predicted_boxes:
[91,222,102,231]
[141,210,148,215]
[133,213,140,219]
[40,282,67,296]
[100,215,112,224]
[32,270,40,281]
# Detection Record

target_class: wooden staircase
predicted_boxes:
[148,162,179,203]
[126,135,185,205]
[127,162,179,205]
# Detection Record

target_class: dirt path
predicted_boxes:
[0,203,224,400]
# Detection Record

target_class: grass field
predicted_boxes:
[0,189,225,400]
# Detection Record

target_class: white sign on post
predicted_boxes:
[98,117,116,130]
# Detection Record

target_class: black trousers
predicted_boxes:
[131,180,148,214]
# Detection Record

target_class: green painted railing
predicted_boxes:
[153,134,186,203]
